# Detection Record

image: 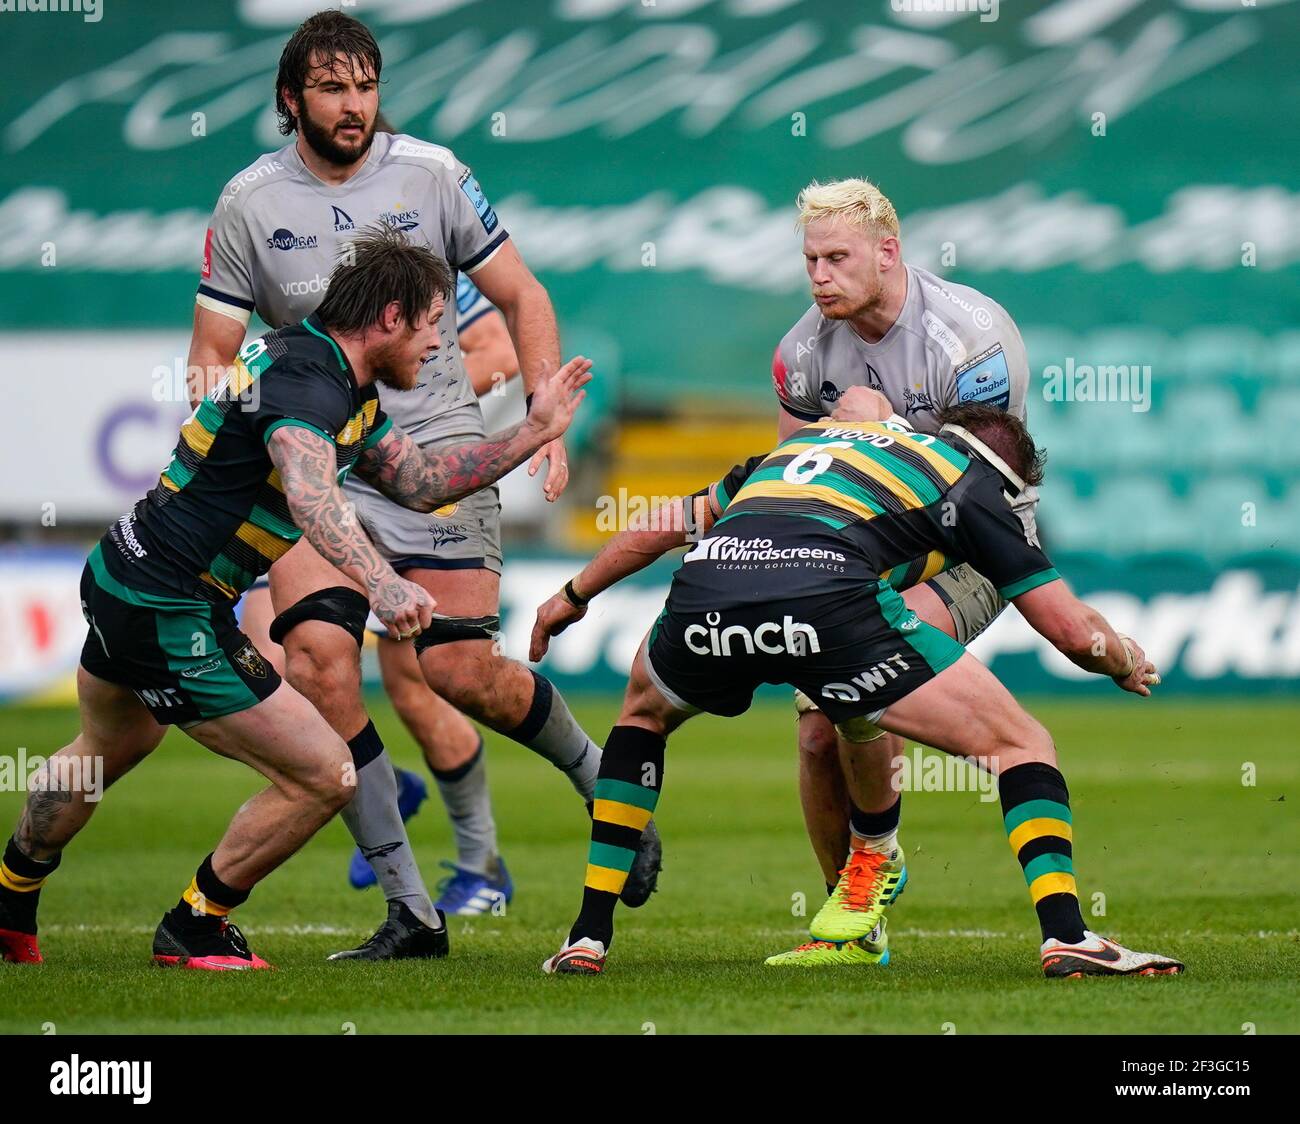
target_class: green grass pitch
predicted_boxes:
[1,696,1296,1035]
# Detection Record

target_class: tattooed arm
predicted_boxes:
[353,355,592,512]
[353,423,534,512]
[267,426,433,639]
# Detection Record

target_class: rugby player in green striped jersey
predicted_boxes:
[531,394,1182,980]
[0,229,590,970]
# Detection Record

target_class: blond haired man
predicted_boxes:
[766,177,1037,967]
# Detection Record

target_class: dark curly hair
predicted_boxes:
[316,225,453,335]
[938,403,1046,486]
[275,10,382,136]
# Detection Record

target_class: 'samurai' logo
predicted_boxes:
[267,228,319,251]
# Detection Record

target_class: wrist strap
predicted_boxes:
[1114,637,1136,679]
[563,578,590,607]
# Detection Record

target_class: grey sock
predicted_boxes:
[342,731,437,928]
[506,671,602,800]
[430,735,498,876]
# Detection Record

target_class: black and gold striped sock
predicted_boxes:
[166,853,251,933]
[999,762,1086,944]
[569,725,665,947]
[0,837,59,930]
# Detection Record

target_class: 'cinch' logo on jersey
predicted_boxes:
[684,611,820,657]
[267,228,319,251]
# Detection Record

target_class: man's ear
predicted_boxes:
[877,235,901,271]
[380,301,404,334]
[282,85,300,124]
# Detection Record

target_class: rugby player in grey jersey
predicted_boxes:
[186,11,659,959]
[346,272,527,913]
[764,178,1040,966]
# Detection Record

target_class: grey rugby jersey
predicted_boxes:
[197,130,509,447]
[772,263,1029,436]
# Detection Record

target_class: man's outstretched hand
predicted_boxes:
[1113,636,1161,696]
[530,590,588,661]
[526,357,593,502]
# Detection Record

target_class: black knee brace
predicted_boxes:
[269,586,370,649]
[412,614,501,655]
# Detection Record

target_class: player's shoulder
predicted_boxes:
[909,264,1020,355]
[256,323,348,387]
[379,132,468,181]
[213,142,298,217]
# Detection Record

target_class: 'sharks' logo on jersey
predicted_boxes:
[428,523,471,548]
[381,203,420,231]
[903,387,942,416]
[331,206,355,232]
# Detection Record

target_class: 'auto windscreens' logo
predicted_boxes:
[266,228,319,251]
[686,535,847,566]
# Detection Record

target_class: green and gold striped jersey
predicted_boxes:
[707,418,1057,601]
[98,314,390,602]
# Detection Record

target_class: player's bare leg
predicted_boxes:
[185,685,353,886]
[820,653,1184,978]
[775,584,954,964]
[543,639,690,975]
[410,569,549,726]
[1,668,353,969]
[795,707,850,890]
[147,680,356,970]
[796,581,956,888]
[0,668,165,963]
[410,567,661,907]
[376,637,509,915]
[270,542,445,957]
[238,584,286,678]
[765,712,903,968]
[378,638,481,775]
[768,712,907,968]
